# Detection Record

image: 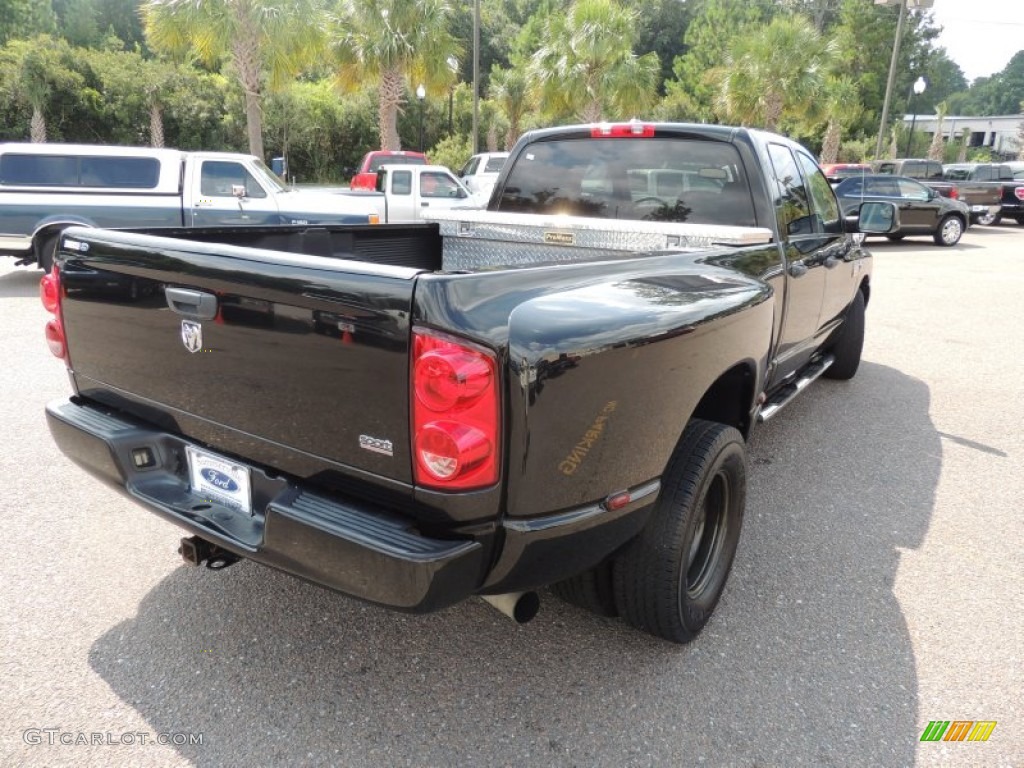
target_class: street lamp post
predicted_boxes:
[416,84,426,153]
[904,76,927,157]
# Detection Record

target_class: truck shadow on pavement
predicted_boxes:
[88,361,937,767]
[0,267,41,299]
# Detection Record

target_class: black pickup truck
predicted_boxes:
[43,123,895,643]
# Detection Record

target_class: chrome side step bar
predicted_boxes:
[758,354,834,423]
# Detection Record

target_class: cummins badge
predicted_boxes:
[181,320,203,353]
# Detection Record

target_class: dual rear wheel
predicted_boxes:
[551,419,746,643]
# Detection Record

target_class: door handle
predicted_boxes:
[165,287,218,320]
[788,262,808,278]
[421,202,430,207]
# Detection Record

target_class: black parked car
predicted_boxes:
[834,174,971,246]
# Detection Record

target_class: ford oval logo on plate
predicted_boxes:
[200,468,239,492]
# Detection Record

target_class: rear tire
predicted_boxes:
[975,210,998,226]
[613,419,746,643]
[1016,215,1024,226]
[933,215,964,246]
[824,289,865,380]
[36,233,58,273]
[550,560,618,617]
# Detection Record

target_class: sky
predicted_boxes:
[929,0,1024,81]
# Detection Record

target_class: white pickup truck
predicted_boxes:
[334,164,484,223]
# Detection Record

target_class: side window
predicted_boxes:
[875,162,896,175]
[838,178,863,196]
[795,152,840,229]
[200,161,267,198]
[391,170,412,195]
[896,178,929,201]
[420,171,460,198]
[0,154,78,185]
[767,143,814,235]
[80,157,160,188]
[866,177,900,197]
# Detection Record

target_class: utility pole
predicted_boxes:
[874,0,935,159]
[875,0,908,159]
[472,0,480,155]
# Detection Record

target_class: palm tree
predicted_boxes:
[488,65,530,149]
[712,14,833,132]
[819,76,861,164]
[927,101,948,162]
[141,0,327,159]
[529,0,659,123]
[8,36,82,143]
[331,0,460,152]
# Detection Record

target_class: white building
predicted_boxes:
[903,113,1023,159]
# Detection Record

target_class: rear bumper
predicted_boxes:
[47,397,659,610]
[46,398,485,612]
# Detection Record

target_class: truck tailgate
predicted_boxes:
[58,227,423,491]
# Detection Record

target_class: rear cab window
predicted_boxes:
[493,137,757,227]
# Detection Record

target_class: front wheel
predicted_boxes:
[933,215,964,246]
[614,420,746,643]
[824,290,865,380]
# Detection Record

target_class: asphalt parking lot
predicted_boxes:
[1,224,1021,767]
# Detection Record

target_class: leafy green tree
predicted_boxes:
[819,76,861,163]
[529,0,659,123]
[4,35,84,142]
[830,0,942,141]
[331,0,461,152]
[142,0,328,159]
[488,64,530,148]
[711,14,833,132]
[263,82,378,182]
[1018,101,1024,161]
[427,132,473,175]
[665,0,774,122]
[633,0,694,91]
[0,0,56,44]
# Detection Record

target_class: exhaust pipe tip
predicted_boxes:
[480,591,540,624]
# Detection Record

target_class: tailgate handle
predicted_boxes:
[166,288,218,320]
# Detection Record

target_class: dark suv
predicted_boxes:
[834,174,970,246]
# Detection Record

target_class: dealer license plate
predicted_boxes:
[186,446,252,515]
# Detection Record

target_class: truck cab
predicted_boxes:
[374,164,478,221]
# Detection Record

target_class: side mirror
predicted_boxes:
[231,184,247,199]
[855,201,900,233]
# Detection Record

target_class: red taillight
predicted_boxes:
[590,121,655,138]
[1015,187,1024,201]
[948,186,959,200]
[412,329,499,490]
[45,319,66,359]
[40,265,67,361]
[40,270,60,313]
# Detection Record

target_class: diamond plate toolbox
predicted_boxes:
[423,209,773,271]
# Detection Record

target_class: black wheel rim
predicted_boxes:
[686,471,729,598]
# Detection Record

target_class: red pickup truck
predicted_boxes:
[349,150,428,191]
